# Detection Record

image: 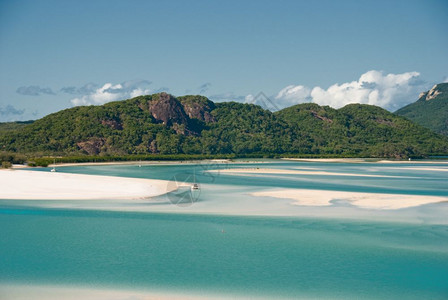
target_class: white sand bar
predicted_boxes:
[0,170,174,200]
[282,158,448,164]
[213,168,405,178]
[0,284,229,300]
[282,158,370,163]
[251,189,448,210]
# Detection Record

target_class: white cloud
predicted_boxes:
[70,80,151,106]
[244,92,280,111]
[129,88,150,98]
[269,70,426,111]
[244,94,255,103]
[274,85,311,107]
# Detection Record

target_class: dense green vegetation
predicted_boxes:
[26,153,363,167]
[0,151,27,168]
[0,120,34,132]
[276,103,448,157]
[1,92,447,166]
[396,83,448,136]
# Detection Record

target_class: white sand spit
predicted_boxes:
[0,170,174,200]
[282,158,448,164]
[213,168,404,178]
[0,284,228,300]
[376,160,448,164]
[282,158,369,163]
[251,189,448,210]
[386,167,448,172]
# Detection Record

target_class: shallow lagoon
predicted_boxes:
[1,160,448,299]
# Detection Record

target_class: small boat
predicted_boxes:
[50,159,56,172]
[191,169,200,191]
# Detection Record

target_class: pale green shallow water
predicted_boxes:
[1,160,448,299]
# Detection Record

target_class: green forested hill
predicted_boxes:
[395,83,448,136]
[1,92,447,160]
[275,103,448,157]
[0,120,34,132]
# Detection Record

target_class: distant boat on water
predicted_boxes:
[51,159,57,172]
[191,169,200,191]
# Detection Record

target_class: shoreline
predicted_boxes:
[0,283,235,300]
[13,159,234,169]
[0,169,176,200]
[11,158,268,169]
[210,167,417,178]
[282,158,448,164]
[7,157,448,169]
[48,159,236,167]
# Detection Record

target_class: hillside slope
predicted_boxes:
[395,83,448,136]
[1,92,447,158]
[275,103,448,157]
[0,120,34,132]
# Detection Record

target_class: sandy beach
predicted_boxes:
[0,284,232,300]
[251,188,448,210]
[282,158,448,164]
[42,159,233,168]
[0,169,175,200]
[282,158,371,163]
[381,166,448,172]
[212,167,408,178]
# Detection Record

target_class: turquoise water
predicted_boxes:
[1,207,448,299]
[1,160,448,299]
[38,160,448,196]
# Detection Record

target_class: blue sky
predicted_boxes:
[1,0,447,121]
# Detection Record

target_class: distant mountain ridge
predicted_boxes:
[395,83,448,136]
[1,92,447,159]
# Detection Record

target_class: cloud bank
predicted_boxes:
[209,92,247,102]
[198,82,212,94]
[70,80,152,106]
[0,105,25,116]
[273,70,426,111]
[60,83,98,95]
[16,86,55,96]
[0,105,26,121]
